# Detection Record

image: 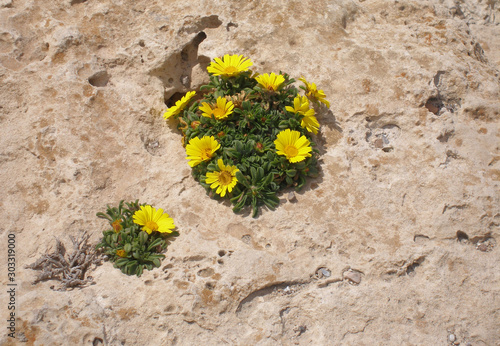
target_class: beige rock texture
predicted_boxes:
[1,0,499,344]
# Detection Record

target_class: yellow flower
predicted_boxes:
[111,219,123,233]
[274,129,312,163]
[299,77,330,107]
[163,91,196,119]
[186,136,220,167]
[199,97,235,120]
[255,73,285,91]
[285,96,320,134]
[285,95,310,115]
[205,159,239,197]
[116,249,127,257]
[301,113,320,135]
[133,205,175,234]
[207,54,253,77]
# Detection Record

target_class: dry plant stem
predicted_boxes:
[25,231,101,290]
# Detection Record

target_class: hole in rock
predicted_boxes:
[189,31,207,50]
[413,234,430,243]
[199,15,222,29]
[88,71,110,87]
[226,22,238,31]
[424,97,444,115]
[165,92,185,107]
[456,230,469,243]
[437,129,454,143]
[92,337,104,346]
[406,256,425,276]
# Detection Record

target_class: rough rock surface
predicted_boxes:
[1,0,499,345]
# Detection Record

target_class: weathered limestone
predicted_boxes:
[0,0,498,344]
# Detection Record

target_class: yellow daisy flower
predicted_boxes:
[285,96,320,134]
[186,136,220,167]
[255,73,285,91]
[274,129,312,163]
[163,91,196,119]
[207,54,253,77]
[133,205,175,234]
[301,113,320,135]
[299,77,330,107]
[199,96,235,120]
[205,159,239,197]
[285,95,310,115]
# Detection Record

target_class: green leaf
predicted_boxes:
[147,238,164,252]
[235,171,250,188]
[263,197,278,210]
[136,265,143,277]
[138,231,148,245]
[250,167,257,184]
[115,258,129,267]
[96,212,112,221]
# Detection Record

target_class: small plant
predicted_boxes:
[163,54,331,217]
[26,231,99,290]
[96,200,178,276]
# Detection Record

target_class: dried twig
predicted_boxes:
[25,231,102,290]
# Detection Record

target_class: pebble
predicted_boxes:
[320,268,331,278]
[448,334,456,342]
[344,270,362,285]
[288,191,297,202]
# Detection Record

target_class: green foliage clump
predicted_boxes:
[96,200,178,276]
[168,56,329,217]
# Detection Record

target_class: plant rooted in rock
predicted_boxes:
[163,54,330,217]
[96,200,178,277]
[26,231,100,290]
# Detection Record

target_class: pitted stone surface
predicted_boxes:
[1,0,499,345]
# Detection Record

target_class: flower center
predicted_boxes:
[223,66,238,75]
[218,171,232,186]
[145,221,159,231]
[213,108,226,119]
[284,145,299,157]
[200,148,213,160]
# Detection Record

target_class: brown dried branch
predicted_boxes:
[25,231,102,290]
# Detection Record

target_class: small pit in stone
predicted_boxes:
[425,97,444,115]
[456,230,469,243]
[197,267,215,277]
[166,92,186,107]
[88,71,110,87]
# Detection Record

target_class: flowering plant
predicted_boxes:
[96,200,178,276]
[164,54,330,217]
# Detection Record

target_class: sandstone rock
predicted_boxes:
[0,0,499,345]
